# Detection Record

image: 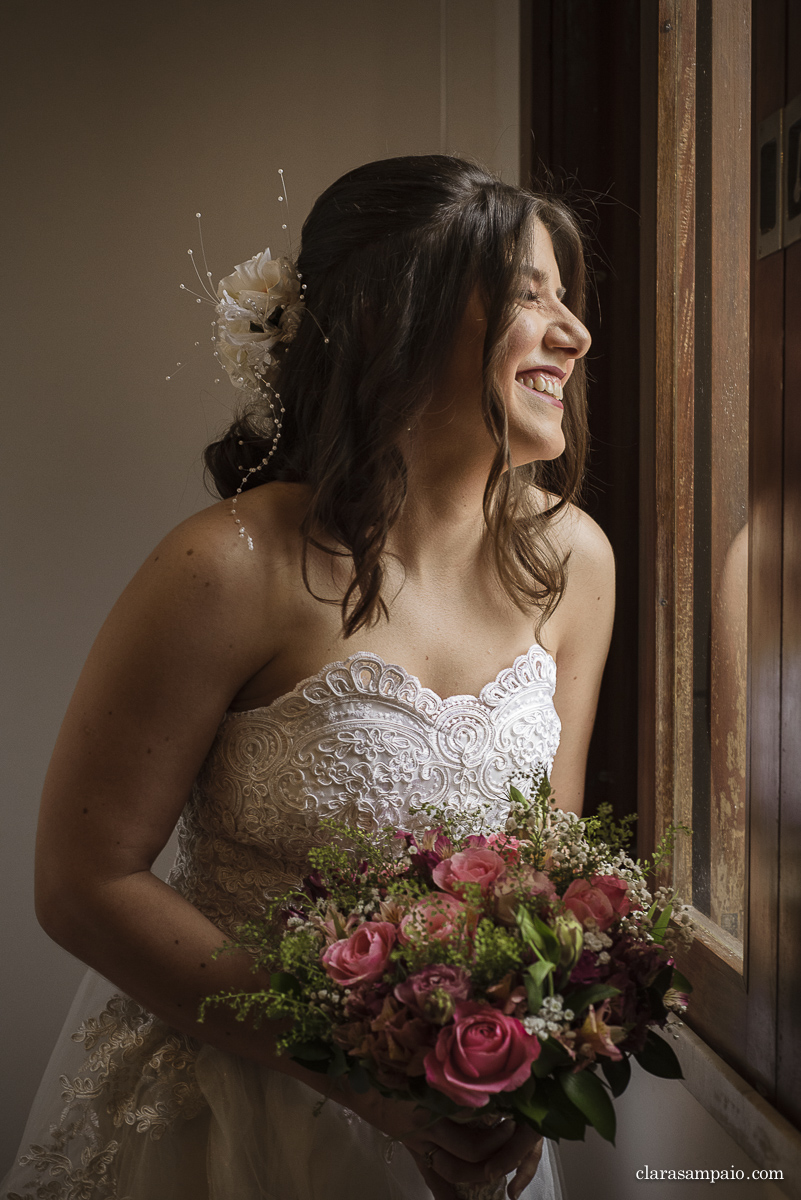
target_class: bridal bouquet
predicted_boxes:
[204,778,692,1156]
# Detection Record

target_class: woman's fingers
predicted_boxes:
[508,1138,544,1200]
[409,1150,459,1200]
[417,1142,501,1187]
[480,1125,543,1200]
[427,1116,516,1164]
[407,1121,542,1197]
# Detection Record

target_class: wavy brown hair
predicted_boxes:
[204,155,589,637]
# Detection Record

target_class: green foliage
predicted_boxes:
[516,906,561,966]
[533,1076,587,1141]
[559,1069,616,1144]
[582,802,638,858]
[671,969,693,995]
[634,1030,684,1080]
[470,920,527,989]
[524,959,556,1013]
[563,983,621,1017]
[202,775,689,1146]
[600,1055,631,1098]
[649,821,693,873]
[532,1037,573,1078]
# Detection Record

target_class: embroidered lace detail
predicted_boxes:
[10,1129,129,1200]
[168,645,560,935]
[8,645,559,1198]
[7,997,205,1198]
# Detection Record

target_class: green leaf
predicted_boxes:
[270,971,302,997]
[650,965,674,997]
[514,1092,551,1125]
[564,983,621,1016]
[525,959,555,1013]
[539,1108,586,1141]
[671,969,693,994]
[537,1078,587,1141]
[516,908,561,964]
[532,1037,573,1078]
[651,903,673,942]
[646,987,668,1022]
[601,1055,631,1098]
[509,786,530,808]
[634,1030,684,1080]
[559,1069,616,1144]
[509,1073,538,1105]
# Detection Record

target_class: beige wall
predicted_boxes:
[0,0,519,1167]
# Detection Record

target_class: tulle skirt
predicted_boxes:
[3,970,566,1200]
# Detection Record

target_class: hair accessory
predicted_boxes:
[211,249,304,548]
[175,176,327,548]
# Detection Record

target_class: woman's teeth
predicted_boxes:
[519,372,564,401]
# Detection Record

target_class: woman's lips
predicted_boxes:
[516,371,564,408]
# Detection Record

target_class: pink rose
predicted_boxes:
[424,1001,541,1107]
[590,874,633,921]
[562,879,614,931]
[394,965,472,1022]
[487,832,523,863]
[432,847,508,898]
[322,921,397,987]
[398,894,475,946]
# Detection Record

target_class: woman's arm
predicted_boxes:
[34,498,528,1196]
[35,502,288,1056]
[545,507,615,816]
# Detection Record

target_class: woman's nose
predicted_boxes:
[546,312,591,360]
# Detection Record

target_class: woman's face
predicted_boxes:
[500,220,591,464]
[436,219,591,468]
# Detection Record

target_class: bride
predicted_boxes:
[4,155,613,1200]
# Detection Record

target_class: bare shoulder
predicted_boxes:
[537,498,615,659]
[556,503,615,585]
[99,482,312,700]
[140,481,308,597]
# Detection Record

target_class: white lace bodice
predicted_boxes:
[168,645,560,935]
[4,644,565,1197]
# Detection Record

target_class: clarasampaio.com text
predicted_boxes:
[636,1166,783,1182]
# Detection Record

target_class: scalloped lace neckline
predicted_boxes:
[226,642,556,718]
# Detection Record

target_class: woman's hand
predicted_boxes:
[334,1083,543,1199]
[410,1121,543,1200]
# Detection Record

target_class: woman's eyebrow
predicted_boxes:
[520,264,567,301]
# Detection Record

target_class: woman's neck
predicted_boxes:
[386,438,494,577]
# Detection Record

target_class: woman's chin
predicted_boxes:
[509,430,566,467]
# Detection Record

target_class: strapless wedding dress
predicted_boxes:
[3,646,567,1200]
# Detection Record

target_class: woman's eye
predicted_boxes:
[522,289,540,303]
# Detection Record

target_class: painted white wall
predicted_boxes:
[0,0,519,1170]
[1,2,788,1196]
[561,1060,786,1199]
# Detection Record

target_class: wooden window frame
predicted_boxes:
[638,0,757,1083]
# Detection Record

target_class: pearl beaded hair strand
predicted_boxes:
[171,172,328,548]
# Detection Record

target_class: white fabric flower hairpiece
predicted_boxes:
[214,249,304,397]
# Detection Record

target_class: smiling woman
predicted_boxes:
[3,156,613,1200]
